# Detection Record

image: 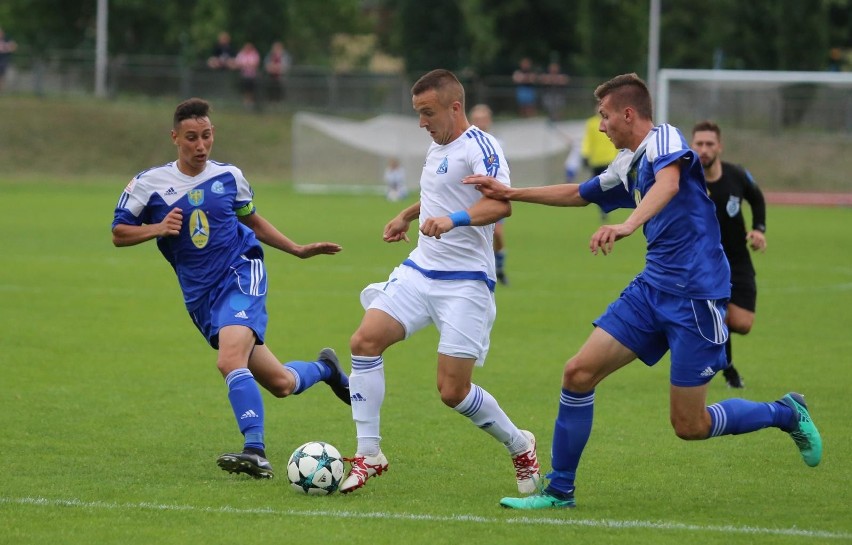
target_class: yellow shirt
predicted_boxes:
[581,115,618,168]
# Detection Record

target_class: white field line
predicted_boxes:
[1,496,850,540]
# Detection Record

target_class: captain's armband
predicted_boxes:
[235,201,255,217]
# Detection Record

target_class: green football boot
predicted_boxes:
[778,392,822,467]
[500,491,575,510]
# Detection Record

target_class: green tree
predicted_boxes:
[571,0,647,77]
[0,0,369,66]
[395,0,467,74]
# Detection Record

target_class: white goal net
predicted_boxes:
[292,112,584,194]
[657,69,852,193]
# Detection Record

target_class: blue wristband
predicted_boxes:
[448,210,471,227]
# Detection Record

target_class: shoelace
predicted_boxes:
[343,456,368,478]
[512,451,539,480]
[343,456,386,479]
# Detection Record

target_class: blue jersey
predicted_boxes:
[579,124,730,299]
[112,160,261,310]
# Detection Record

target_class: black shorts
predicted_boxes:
[730,277,757,312]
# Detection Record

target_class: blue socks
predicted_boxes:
[707,398,796,436]
[495,250,506,271]
[284,359,332,394]
[225,359,337,453]
[225,368,265,452]
[547,389,595,497]
[544,388,798,498]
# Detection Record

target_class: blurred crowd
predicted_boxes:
[207,31,292,110]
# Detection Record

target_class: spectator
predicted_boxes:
[264,41,291,103]
[234,42,261,109]
[827,47,843,72]
[0,27,18,91]
[539,61,569,121]
[207,31,235,70]
[512,57,537,118]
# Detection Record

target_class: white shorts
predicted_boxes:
[360,265,496,366]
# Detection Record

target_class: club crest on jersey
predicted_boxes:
[189,209,210,249]
[188,189,205,206]
[629,167,641,205]
[211,181,225,194]
[633,188,642,206]
[726,196,741,217]
[436,157,449,174]
[483,154,500,170]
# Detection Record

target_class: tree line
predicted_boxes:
[1,0,848,77]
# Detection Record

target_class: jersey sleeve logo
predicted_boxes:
[188,189,205,207]
[483,154,500,173]
[189,209,210,248]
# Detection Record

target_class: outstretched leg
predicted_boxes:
[438,354,540,494]
[501,327,636,509]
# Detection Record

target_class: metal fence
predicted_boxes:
[0,51,600,119]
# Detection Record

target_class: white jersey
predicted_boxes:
[406,125,510,283]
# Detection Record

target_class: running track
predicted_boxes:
[765,192,852,206]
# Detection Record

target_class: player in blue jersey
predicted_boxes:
[339,69,540,495]
[464,73,822,510]
[111,98,348,479]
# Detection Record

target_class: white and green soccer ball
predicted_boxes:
[286,441,345,495]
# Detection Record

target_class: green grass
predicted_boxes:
[0,96,292,182]
[2,95,851,192]
[1,179,850,545]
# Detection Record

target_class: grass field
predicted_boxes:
[1,178,850,545]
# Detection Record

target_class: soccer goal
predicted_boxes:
[291,111,584,194]
[656,69,852,192]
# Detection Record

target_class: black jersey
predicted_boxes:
[706,162,766,282]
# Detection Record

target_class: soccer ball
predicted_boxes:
[286,441,345,495]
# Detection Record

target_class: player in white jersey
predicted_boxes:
[469,103,509,285]
[339,69,540,494]
[111,98,349,479]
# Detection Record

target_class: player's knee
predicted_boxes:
[216,358,241,378]
[258,368,296,398]
[349,330,381,356]
[265,378,292,398]
[438,382,469,408]
[563,357,596,392]
[670,416,710,440]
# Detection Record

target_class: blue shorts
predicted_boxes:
[594,276,729,387]
[189,255,269,349]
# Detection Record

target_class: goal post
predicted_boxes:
[291,111,584,194]
[656,69,852,192]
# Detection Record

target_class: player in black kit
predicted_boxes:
[691,121,767,388]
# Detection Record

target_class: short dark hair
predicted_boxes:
[173,98,211,128]
[594,73,653,120]
[411,69,465,109]
[692,120,721,138]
